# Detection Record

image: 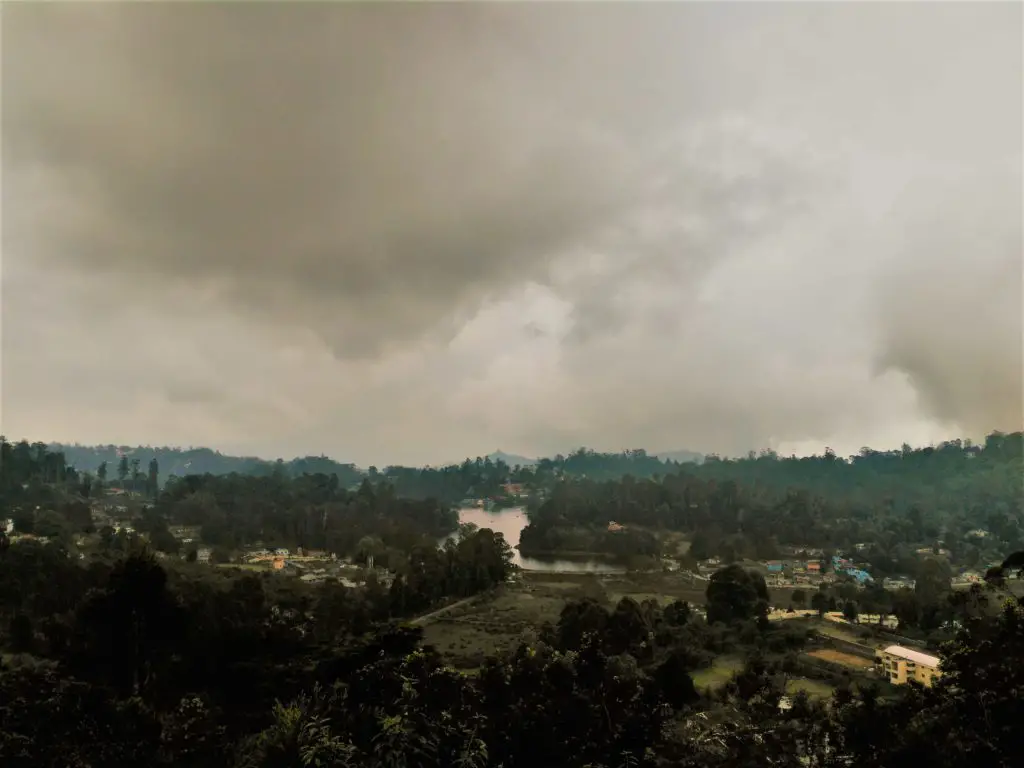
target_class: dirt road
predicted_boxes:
[408,596,479,626]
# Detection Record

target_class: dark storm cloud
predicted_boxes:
[874,167,1023,435]
[2,2,704,358]
[2,2,1021,462]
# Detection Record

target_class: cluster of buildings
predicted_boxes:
[235,546,392,588]
[458,482,537,512]
[759,558,834,587]
[831,554,873,584]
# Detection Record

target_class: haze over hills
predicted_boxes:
[48,442,702,485]
[485,451,539,467]
[48,443,364,487]
[486,449,704,466]
[651,449,704,464]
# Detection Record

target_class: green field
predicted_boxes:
[813,621,876,646]
[419,584,567,669]
[690,656,744,690]
[420,573,709,670]
[786,677,836,700]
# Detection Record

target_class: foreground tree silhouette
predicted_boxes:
[69,552,184,698]
[705,565,769,626]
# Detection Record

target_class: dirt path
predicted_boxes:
[408,596,479,626]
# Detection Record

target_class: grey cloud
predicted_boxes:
[2,3,1021,461]
[162,380,225,407]
[2,3,698,359]
[873,167,1023,435]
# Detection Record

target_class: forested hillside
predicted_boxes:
[155,473,460,564]
[50,444,365,489]
[47,441,698,504]
[521,432,1024,565]
[1,433,1022,766]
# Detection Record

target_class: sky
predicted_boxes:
[1,2,1021,468]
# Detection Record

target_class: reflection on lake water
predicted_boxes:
[451,506,625,573]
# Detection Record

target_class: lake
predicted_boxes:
[453,506,625,573]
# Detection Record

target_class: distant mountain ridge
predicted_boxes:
[486,449,702,466]
[485,451,538,467]
[48,443,364,488]
[47,442,702,486]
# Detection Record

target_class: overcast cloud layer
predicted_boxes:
[2,2,1021,467]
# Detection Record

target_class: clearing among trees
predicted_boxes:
[806,648,875,670]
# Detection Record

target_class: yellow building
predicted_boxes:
[875,644,942,687]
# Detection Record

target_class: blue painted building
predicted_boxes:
[831,554,873,584]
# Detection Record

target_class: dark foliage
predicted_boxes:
[0,433,1020,766]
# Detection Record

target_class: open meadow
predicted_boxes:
[690,656,744,690]
[786,677,837,700]
[419,581,569,669]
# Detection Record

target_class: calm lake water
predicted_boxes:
[452,506,625,573]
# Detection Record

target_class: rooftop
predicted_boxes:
[882,645,941,668]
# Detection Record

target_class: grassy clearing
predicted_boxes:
[522,577,598,592]
[521,572,602,587]
[813,621,874,645]
[690,656,744,690]
[418,583,569,668]
[519,571,820,612]
[601,573,709,603]
[218,563,269,572]
[806,648,874,670]
[418,573,710,670]
[658,531,692,557]
[768,586,808,604]
[420,620,524,669]
[786,677,836,700]
[608,592,687,606]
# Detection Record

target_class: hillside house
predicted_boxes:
[875,645,941,687]
[951,571,983,586]
[883,577,916,590]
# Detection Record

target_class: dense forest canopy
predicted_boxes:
[8,433,1022,567]
[46,434,1020,511]
[49,443,366,489]
[521,432,1023,564]
[1,539,1021,766]
[49,442,697,498]
[1,430,1022,765]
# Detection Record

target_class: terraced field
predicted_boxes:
[806,648,875,670]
